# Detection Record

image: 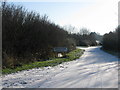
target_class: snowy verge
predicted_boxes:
[2,46,119,88]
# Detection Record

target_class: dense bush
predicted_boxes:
[2,2,102,69]
[69,32,102,46]
[102,26,120,52]
[2,2,76,68]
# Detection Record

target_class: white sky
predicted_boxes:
[70,0,119,35]
[7,0,119,35]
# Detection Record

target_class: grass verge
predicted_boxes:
[2,49,84,75]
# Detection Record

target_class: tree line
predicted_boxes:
[2,2,101,69]
[102,26,120,52]
[2,2,77,68]
[70,32,102,46]
[68,28,102,46]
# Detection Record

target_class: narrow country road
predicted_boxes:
[2,46,119,88]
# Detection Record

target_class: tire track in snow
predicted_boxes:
[2,46,119,88]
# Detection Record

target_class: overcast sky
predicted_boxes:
[9,0,119,35]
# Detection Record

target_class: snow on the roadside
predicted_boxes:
[0,75,2,89]
[2,46,119,88]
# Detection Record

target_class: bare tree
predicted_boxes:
[63,25,75,34]
[79,28,90,35]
